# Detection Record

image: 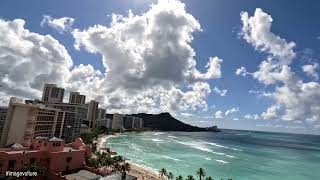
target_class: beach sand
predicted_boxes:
[97,134,161,180]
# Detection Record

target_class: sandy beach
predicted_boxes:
[97,134,161,180]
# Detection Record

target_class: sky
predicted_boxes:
[0,0,319,134]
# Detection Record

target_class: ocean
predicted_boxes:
[105,130,320,180]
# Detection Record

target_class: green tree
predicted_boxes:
[121,162,131,179]
[168,172,174,179]
[197,168,206,180]
[187,175,195,180]
[176,175,183,180]
[206,177,213,180]
[159,168,167,179]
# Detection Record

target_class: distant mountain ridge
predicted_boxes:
[130,112,220,132]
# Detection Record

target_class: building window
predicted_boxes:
[44,142,47,146]
[66,157,72,163]
[8,160,16,170]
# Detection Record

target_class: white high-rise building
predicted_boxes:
[112,114,123,130]
[41,84,65,103]
[0,97,61,147]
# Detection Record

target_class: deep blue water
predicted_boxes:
[105,129,320,180]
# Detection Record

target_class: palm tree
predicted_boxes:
[187,175,195,180]
[121,163,131,179]
[206,177,213,180]
[159,168,167,179]
[168,172,174,179]
[176,175,183,180]
[196,168,206,180]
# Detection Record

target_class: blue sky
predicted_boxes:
[0,0,319,134]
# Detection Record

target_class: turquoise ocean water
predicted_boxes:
[105,130,320,180]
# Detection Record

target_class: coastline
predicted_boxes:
[97,133,161,180]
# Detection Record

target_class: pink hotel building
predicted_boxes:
[0,137,92,178]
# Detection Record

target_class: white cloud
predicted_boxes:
[72,0,223,113]
[235,66,248,76]
[225,107,239,116]
[302,63,319,80]
[240,8,320,126]
[0,18,72,100]
[41,15,75,33]
[0,0,223,115]
[213,86,227,96]
[240,8,296,64]
[214,110,223,119]
[244,114,259,120]
[180,112,193,117]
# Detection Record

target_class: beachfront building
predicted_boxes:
[69,92,86,104]
[123,116,134,129]
[41,83,65,103]
[0,137,92,177]
[85,100,99,128]
[133,117,143,129]
[0,98,62,148]
[112,114,124,130]
[0,107,7,142]
[96,108,107,128]
[45,102,88,143]
[106,118,113,129]
[124,116,143,130]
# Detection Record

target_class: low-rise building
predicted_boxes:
[0,137,92,178]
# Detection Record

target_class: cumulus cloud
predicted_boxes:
[302,63,319,80]
[0,0,223,115]
[235,66,248,76]
[0,18,73,100]
[240,8,296,64]
[214,110,223,119]
[240,8,320,125]
[212,86,227,96]
[72,0,223,113]
[225,107,239,116]
[41,15,75,33]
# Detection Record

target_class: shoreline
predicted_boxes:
[97,133,161,180]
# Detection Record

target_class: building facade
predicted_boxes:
[96,108,107,128]
[124,116,143,130]
[69,92,86,104]
[112,114,123,130]
[0,137,92,178]
[86,100,99,128]
[45,102,88,143]
[123,116,134,129]
[0,107,7,142]
[0,98,61,147]
[41,84,65,103]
